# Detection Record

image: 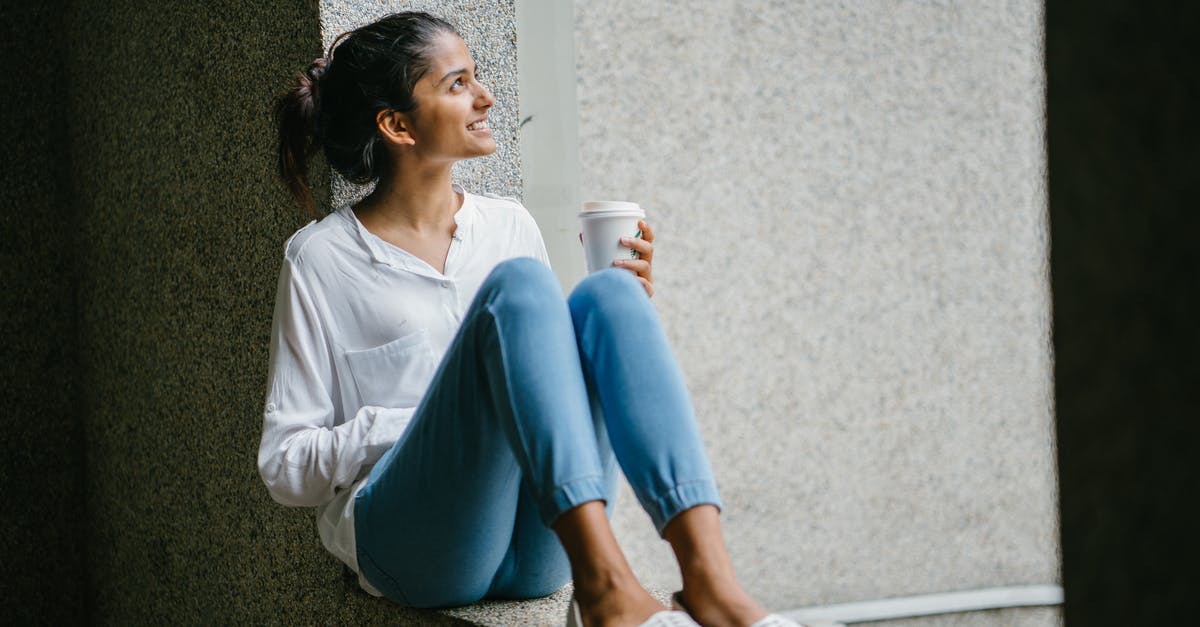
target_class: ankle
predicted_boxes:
[679,557,739,594]
[572,568,639,603]
[676,585,767,627]
[573,578,665,627]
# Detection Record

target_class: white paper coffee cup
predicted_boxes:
[578,200,646,274]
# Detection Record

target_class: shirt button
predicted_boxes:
[441,281,451,289]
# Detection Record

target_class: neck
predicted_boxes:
[356,159,460,233]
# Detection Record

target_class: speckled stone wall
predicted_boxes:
[319,0,522,209]
[0,2,87,624]
[574,1,1059,622]
[62,0,460,622]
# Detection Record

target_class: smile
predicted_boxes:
[467,119,489,131]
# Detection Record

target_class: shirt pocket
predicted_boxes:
[344,329,437,409]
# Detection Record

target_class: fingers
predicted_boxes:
[621,235,653,261]
[613,258,651,276]
[619,220,655,297]
[638,219,655,243]
[613,258,653,297]
[637,276,655,297]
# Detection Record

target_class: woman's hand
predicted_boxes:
[614,219,655,297]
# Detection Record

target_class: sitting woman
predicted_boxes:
[260,11,803,627]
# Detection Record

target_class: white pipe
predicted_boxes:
[782,584,1063,624]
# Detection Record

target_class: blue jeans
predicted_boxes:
[353,258,722,608]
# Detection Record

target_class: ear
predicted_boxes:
[375,109,416,146]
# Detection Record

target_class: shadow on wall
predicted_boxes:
[3,0,460,624]
[1049,1,1200,625]
[0,2,86,622]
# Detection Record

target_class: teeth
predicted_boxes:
[468,120,488,131]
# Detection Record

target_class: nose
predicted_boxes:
[475,81,495,110]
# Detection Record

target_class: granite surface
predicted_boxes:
[861,606,1061,627]
[573,0,1059,614]
[440,584,677,627]
[62,0,462,622]
[0,1,87,623]
[64,0,527,622]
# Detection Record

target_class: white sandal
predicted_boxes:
[671,591,821,627]
[567,594,699,627]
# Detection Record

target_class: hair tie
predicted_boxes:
[306,57,328,83]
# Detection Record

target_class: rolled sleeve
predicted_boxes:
[256,256,415,507]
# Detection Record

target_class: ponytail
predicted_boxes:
[274,57,328,217]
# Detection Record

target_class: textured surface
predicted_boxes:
[0,1,87,623]
[573,0,1059,615]
[63,0,457,623]
[320,0,522,210]
[440,584,673,627]
[863,606,1061,627]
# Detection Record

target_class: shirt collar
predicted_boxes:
[338,183,476,275]
[450,183,476,241]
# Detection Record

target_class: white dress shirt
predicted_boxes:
[257,185,550,595]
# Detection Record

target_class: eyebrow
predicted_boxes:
[437,65,476,85]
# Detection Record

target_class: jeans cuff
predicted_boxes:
[646,479,724,536]
[541,475,610,528]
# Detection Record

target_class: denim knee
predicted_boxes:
[567,268,650,326]
[482,258,561,314]
[486,559,571,600]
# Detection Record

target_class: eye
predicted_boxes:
[450,76,465,91]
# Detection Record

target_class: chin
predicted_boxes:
[455,138,498,161]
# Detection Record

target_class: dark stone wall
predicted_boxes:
[0,2,87,623]
[1048,2,1200,625]
[59,1,457,622]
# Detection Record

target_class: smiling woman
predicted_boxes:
[263,11,802,627]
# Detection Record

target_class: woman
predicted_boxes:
[261,11,802,627]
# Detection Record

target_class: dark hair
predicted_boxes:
[273,11,458,215]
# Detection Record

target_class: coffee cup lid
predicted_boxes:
[579,200,644,218]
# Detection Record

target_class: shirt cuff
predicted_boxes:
[359,405,415,464]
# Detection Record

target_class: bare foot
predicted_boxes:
[675,577,768,627]
[662,505,769,626]
[574,573,669,627]
[556,502,671,626]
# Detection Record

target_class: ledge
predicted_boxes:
[437,584,674,627]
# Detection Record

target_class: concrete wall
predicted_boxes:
[62,1,456,622]
[0,2,87,623]
[572,1,1060,622]
[51,0,519,623]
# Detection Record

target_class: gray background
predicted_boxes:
[571,0,1059,621]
